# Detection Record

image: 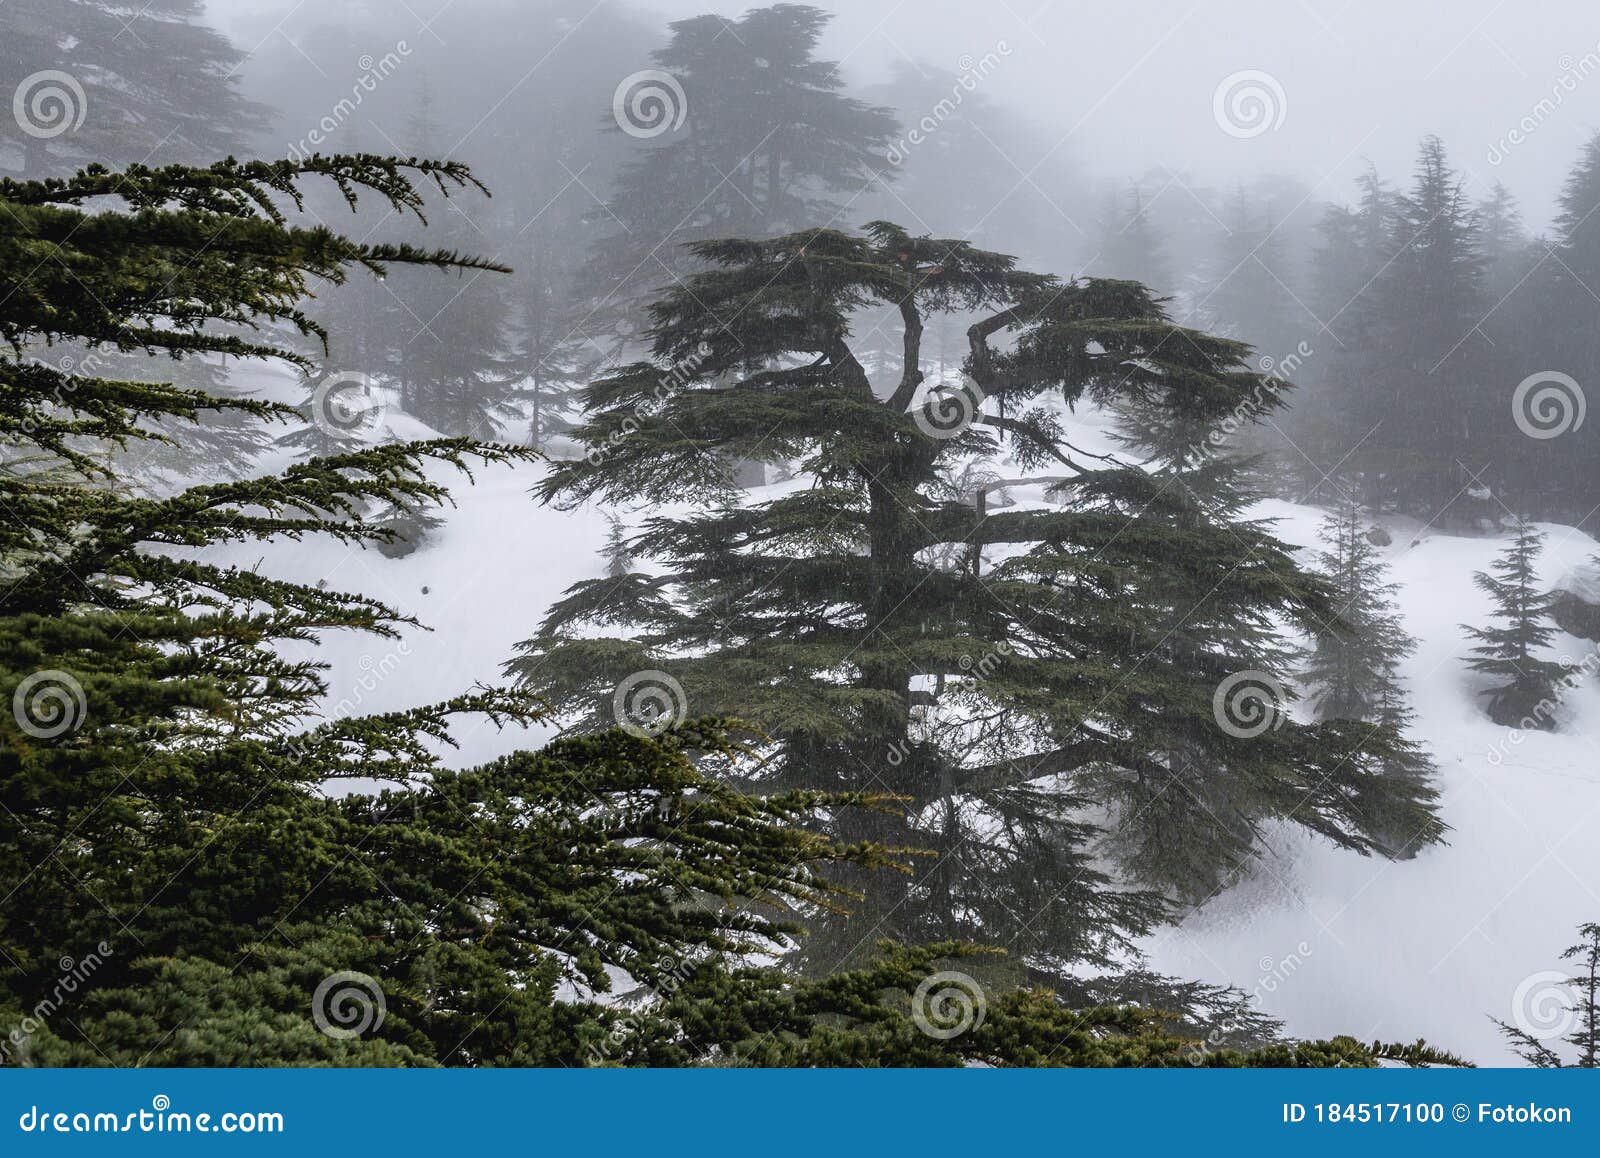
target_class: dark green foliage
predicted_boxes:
[0,154,883,1067]
[1462,523,1568,729]
[511,219,1444,980]
[1497,922,1600,1067]
[1,718,904,1066]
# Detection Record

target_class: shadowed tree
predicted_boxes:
[581,4,897,335]
[509,221,1445,986]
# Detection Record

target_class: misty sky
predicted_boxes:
[206,0,1600,227]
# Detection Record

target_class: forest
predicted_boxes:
[3,0,1600,1072]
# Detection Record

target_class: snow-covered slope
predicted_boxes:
[206,428,1600,1065]
[1144,501,1600,1065]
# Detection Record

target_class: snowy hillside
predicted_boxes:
[208,414,1600,1066]
[1143,501,1600,1066]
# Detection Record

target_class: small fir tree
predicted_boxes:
[1462,522,1568,728]
[1305,503,1438,854]
[1306,503,1413,722]
[603,513,634,578]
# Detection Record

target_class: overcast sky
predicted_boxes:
[206,0,1600,227]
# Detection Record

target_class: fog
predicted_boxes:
[208,0,1600,227]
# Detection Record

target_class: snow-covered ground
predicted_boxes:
[205,394,1600,1065]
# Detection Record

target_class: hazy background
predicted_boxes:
[206,0,1600,228]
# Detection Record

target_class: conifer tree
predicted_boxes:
[1306,503,1413,722]
[1477,182,1532,300]
[581,4,897,331]
[1474,184,1543,507]
[1497,921,1600,1068]
[1293,168,1392,492]
[0,0,266,177]
[510,222,1445,980]
[1348,137,1492,514]
[1303,503,1437,853]
[0,154,917,1066]
[1551,133,1600,295]
[604,513,634,578]
[514,255,594,450]
[1516,133,1600,518]
[1463,522,1567,728]
[377,83,520,438]
[1308,166,1395,380]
